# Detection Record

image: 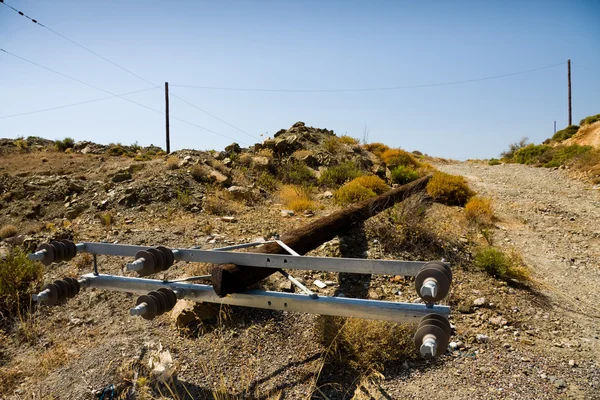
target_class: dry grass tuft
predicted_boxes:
[278,185,315,212]
[381,149,420,168]
[323,137,343,154]
[166,156,180,170]
[363,142,390,158]
[316,316,415,371]
[338,135,359,145]
[465,196,495,226]
[190,164,211,183]
[349,175,389,194]
[0,225,18,239]
[426,172,474,206]
[473,246,530,282]
[203,190,243,215]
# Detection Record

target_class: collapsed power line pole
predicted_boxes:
[211,176,432,297]
[568,60,572,126]
[165,82,171,154]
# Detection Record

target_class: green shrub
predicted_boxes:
[473,247,530,282]
[319,162,363,186]
[0,248,44,319]
[335,181,376,205]
[390,165,419,185]
[55,137,75,152]
[280,161,317,185]
[426,172,474,206]
[580,114,600,126]
[256,172,279,192]
[513,144,551,165]
[543,145,593,168]
[488,158,501,166]
[552,125,580,141]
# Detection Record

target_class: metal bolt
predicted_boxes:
[420,278,438,299]
[126,258,146,272]
[172,289,185,299]
[28,250,47,261]
[33,288,51,302]
[420,335,438,357]
[130,302,148,316]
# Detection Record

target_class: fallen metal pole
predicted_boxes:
[78,273,449,323]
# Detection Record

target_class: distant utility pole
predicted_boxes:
[554,120,556,136]
[165,82,171,154]
[568,59,572,126]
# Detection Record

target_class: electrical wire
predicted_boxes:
[171,62,567,92]
[0,87,159,119]
[0,48,248,145]
[0,0,259,141]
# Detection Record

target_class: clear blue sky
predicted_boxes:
[1,0,599,160]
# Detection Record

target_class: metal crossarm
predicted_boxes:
[80,274,449,323]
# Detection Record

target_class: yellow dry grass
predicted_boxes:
[278,185,315,212]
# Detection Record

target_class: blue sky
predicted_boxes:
[1,0,598,160]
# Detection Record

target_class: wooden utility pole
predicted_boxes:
[554,120,556,136]
[568,60,572,126]
[211,175,432,297]
[165,82,170,154]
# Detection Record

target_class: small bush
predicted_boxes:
[426,172,474,206]
[130,141,141,153]
[0,248,44,319]
[488,158,501,166]
[176,189,192,206]
[278,185,315,212]
[543,145,593,168]
[13,137,28,152]
[107,143,126,156]
[166,156,180,170]
[237,153,253,167]
[323,137,343,154]
[279,161,317,185]
[134,154,152,162]
[203,190,241,215]
[0,225,17,239]
[349,175,389,194]
[580,114,600,126]
[190,164,211,182]
[316,316,414,371]
[513,144,551,165]
[335,181,376,205]
[473,247,530,282]
[381,148,420,168]
[338,135,359,145]
[98,212,113,229]
[319,162,363,187]
[552,125,580,142]
[256,172,279,192]
[465,197,494,226]
[364,142,390,158]
[390,165,419,185]
[501,137,530,160]
[55,137,75,152]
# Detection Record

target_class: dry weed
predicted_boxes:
[166,156,180,170]
[278,185,315,212]
[0,225,17,239]
[203,190,243,216]
[465,196,495,226]
[349,175,389,194]
[426,172,474,206]
[363,142,390,158]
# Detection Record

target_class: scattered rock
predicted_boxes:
[280,210,295,217]
[568,359,577,368]
[313,280,327,289]
[473,297,487,307]
[209,170,232,186]
[111,172,132,183]
[476,334,490,343]
[221,216,237,223]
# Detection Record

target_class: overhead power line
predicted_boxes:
[171,62,566,93]
[0,48,248,145]
[0,0,258,141]
[0,87,160,119]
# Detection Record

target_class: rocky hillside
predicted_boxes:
[1,123,598,399]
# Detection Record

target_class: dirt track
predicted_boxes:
[437,162,600,358]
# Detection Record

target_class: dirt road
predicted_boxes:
[438,162,600,354]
